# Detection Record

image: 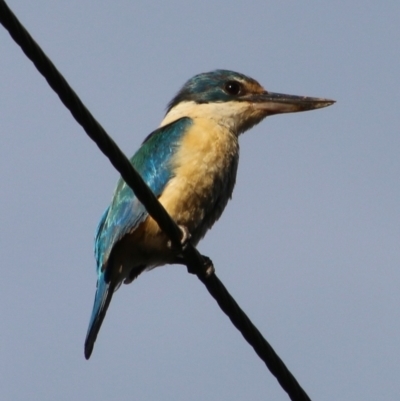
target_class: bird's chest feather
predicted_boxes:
[144,118,239,244]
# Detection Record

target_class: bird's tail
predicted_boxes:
[84,274,115,360]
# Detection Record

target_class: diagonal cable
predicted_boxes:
[0,2,312,400]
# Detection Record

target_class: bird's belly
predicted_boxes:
[148,119,239,245]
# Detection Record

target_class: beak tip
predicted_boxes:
[317,98,336,109]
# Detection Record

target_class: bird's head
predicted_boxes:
[162,70,334,134]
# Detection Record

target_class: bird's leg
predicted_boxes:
[167,224,191,251]
[178,224,191,249]
[167,225,214,277]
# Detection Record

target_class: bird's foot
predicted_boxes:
[170,253,215,278]
[198,255,215,277]
[167,224,191,251]
[167,225,214,277]
[184,254,215,277]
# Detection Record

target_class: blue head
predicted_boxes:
[165,70,334,135]
[167,70,264,108]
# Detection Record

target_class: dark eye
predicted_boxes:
[224,80,242,96]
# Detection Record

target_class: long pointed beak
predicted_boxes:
[251,91,335,115]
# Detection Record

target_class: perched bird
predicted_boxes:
[84,69,334,359]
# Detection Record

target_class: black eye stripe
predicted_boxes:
[224,80,242,96]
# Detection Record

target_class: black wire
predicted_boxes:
[0,2,312,400]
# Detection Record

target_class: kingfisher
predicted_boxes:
[84,69,334,359]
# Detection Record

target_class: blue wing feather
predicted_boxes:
[85,117,193,359]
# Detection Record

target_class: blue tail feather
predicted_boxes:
[84,275,115,359]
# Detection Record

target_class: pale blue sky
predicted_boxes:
[1,1,399,400]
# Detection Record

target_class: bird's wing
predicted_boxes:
[94,117,193,273]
